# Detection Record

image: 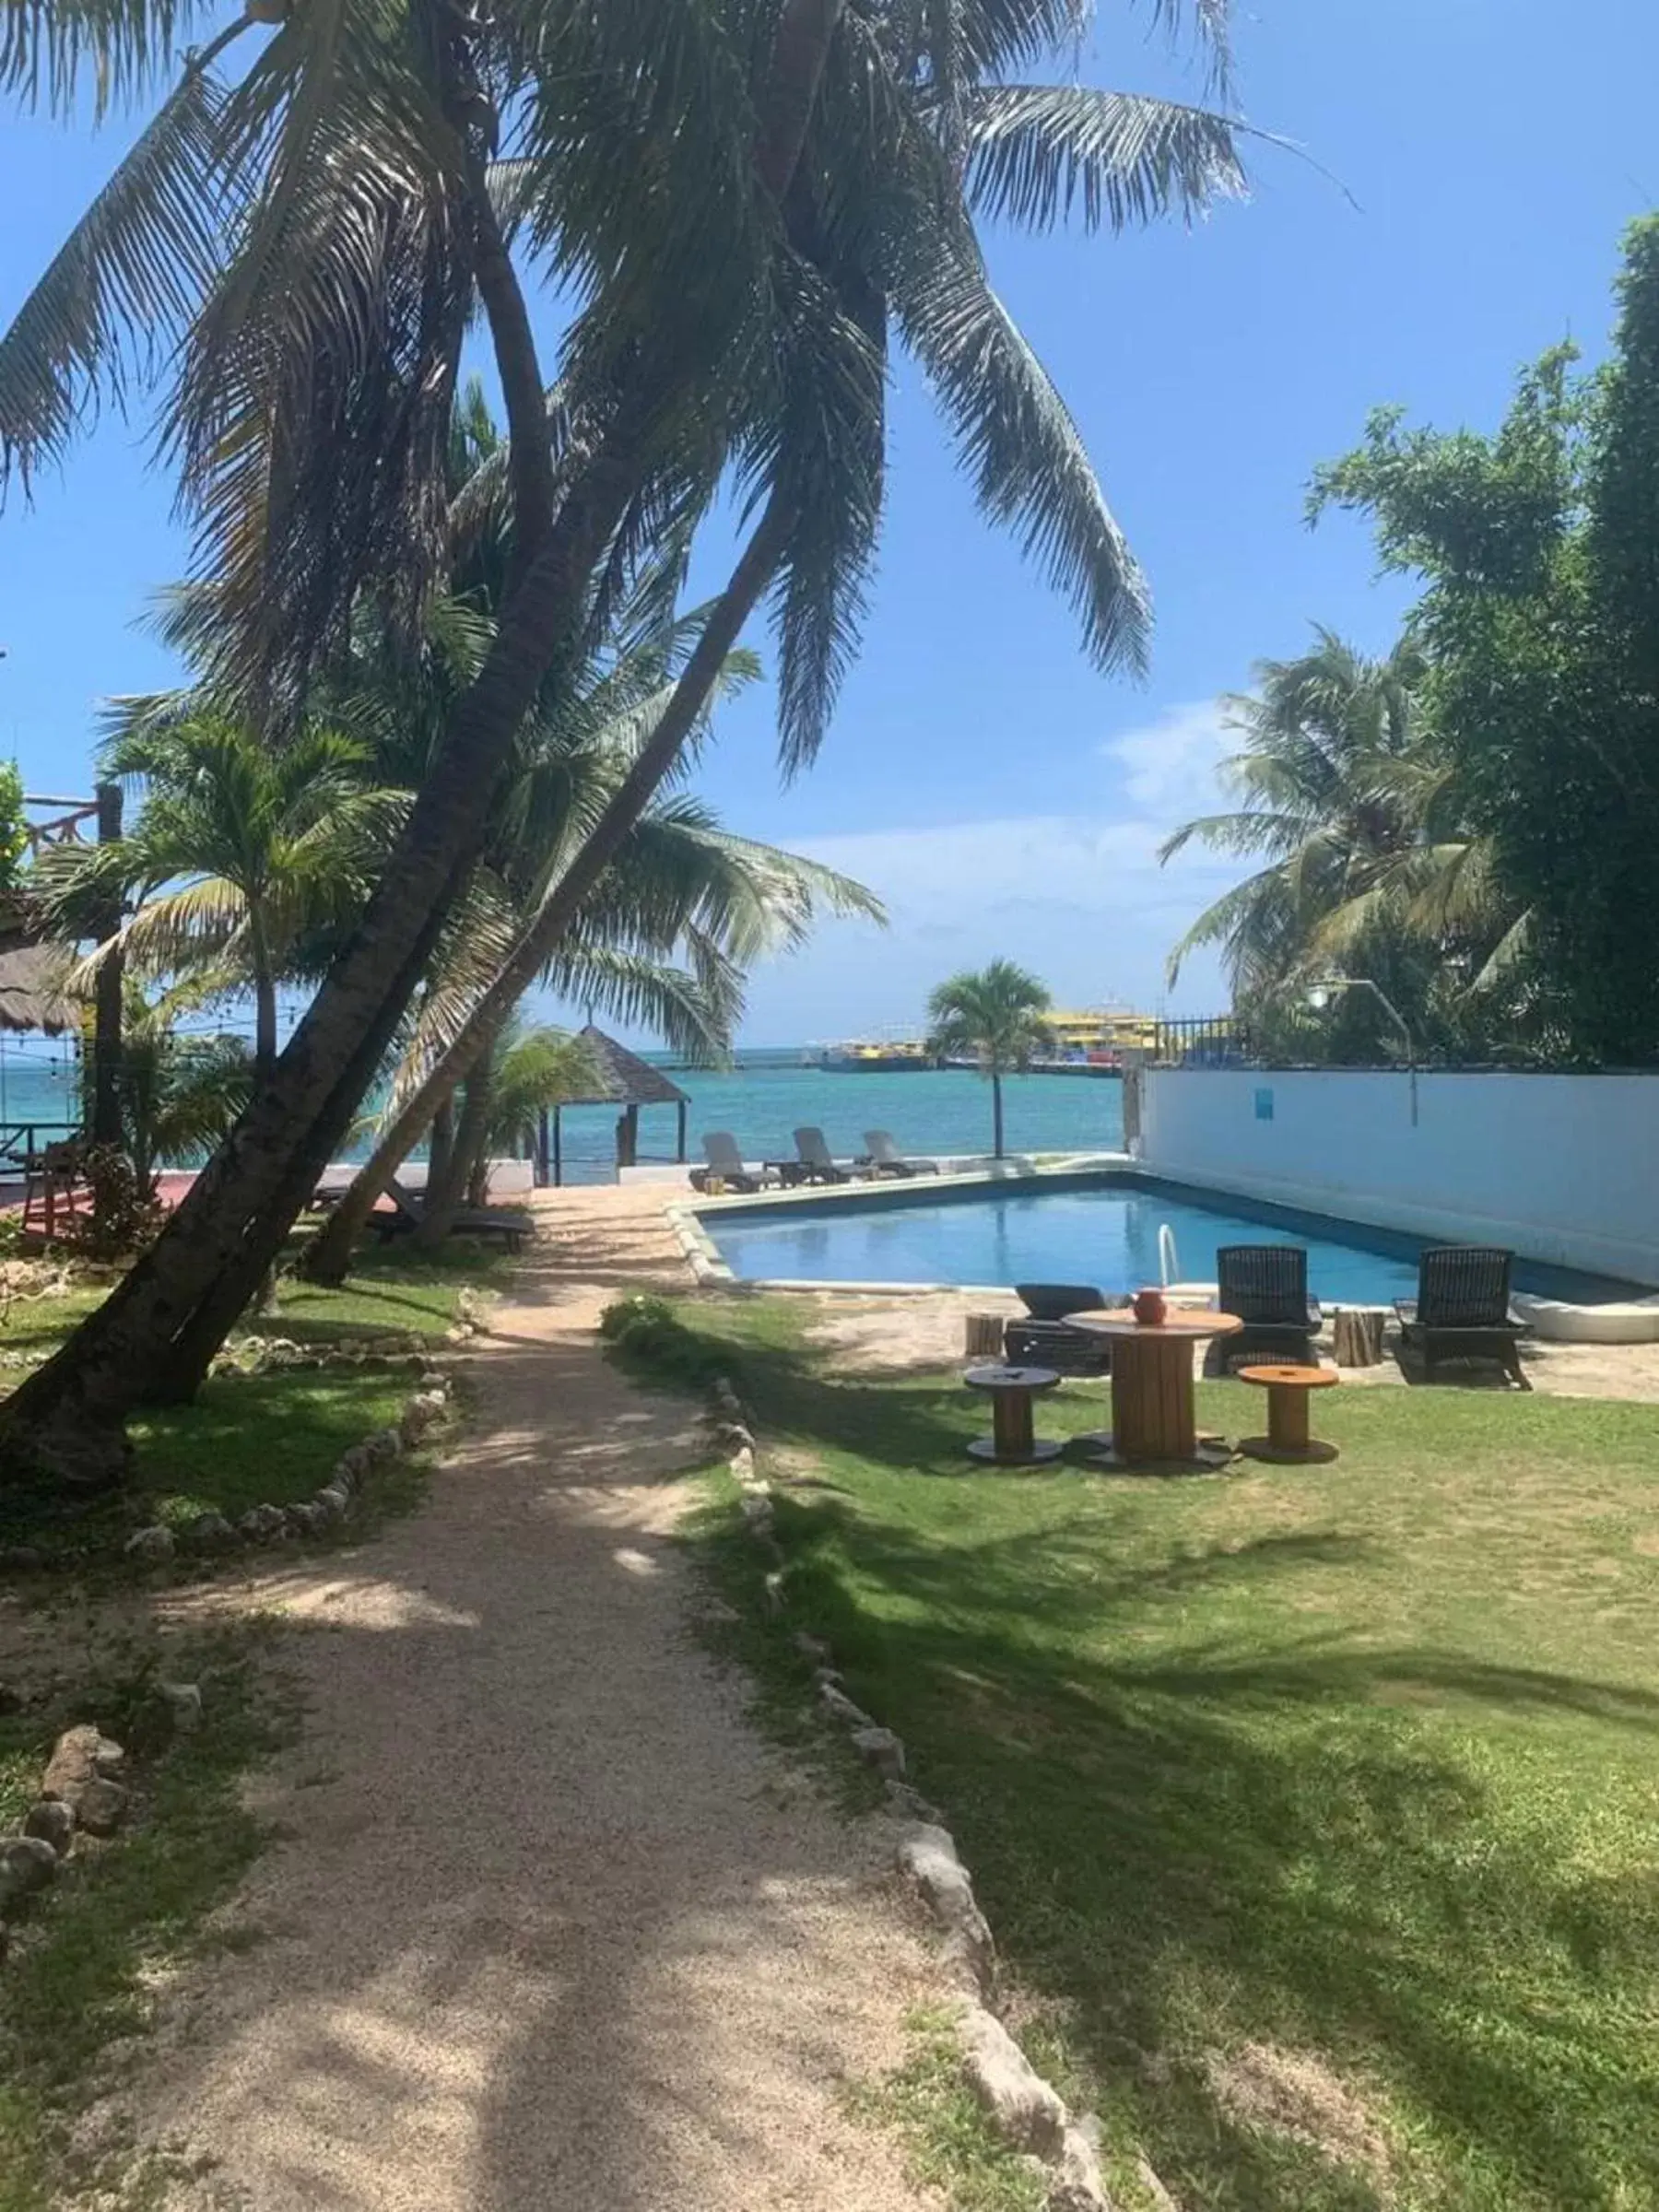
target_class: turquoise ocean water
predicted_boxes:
[0,1039,1124,1183]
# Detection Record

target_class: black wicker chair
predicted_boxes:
[1216,1245,1322,1368]
[1003,1283,1114,1374]
[1396,1246,1527,1386]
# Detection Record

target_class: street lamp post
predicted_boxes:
[1305,975,1418,1125]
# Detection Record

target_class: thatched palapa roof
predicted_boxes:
[559,1025,688,1108]
[0,939,73,1035]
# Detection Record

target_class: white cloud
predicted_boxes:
[725,699,1247,1039]
[1104,697,1238,814]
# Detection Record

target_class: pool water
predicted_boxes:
[705,1172,1638,1307]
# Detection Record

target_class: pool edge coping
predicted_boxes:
[662,1157,1659,1338]
[665,1153,1131,1297]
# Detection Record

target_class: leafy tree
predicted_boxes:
[89,985,253,1193]
[447,1021,594,1208]
[927,959,1054,1157]
[1310,218,1659,1064]
[0,0,1265,1482]
[0,760,26,888]
[1160,630,1525,1061]
[53,715,399,1078]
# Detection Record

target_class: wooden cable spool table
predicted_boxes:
[1236,1363,1340,1464]
[1062,1310,1243,1469]
[962,1364,1063,1466]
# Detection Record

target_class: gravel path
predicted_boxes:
[131,1191,942,2211]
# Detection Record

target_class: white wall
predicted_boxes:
[1140,1069,1659,1285]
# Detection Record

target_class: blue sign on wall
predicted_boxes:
[1254,1088,1275,1122]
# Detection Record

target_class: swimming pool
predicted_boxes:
[702,1171,1642,1307]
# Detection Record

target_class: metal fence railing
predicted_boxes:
[1150,1018,1252,1068]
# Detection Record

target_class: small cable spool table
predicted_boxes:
[1061,1309,1243,1470]
[1236,1363,1340,1464]
[962,1363,1063,1465]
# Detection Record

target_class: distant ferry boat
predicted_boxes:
[815,1006,1159,1075]
[811,1030,936,1071]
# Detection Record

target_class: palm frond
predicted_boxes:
[76,874,248,991]
[894,213,1148,674]
[1,0,220,117]
[963,85,1247,233]
[1158,806,1312,865]
[0,45,236,488]
[167,1,470,699]
[745,249,887,773]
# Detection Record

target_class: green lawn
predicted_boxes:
[650,1298,1659,2212]
[0,1257,477,1556]
[0,1626,288,2210]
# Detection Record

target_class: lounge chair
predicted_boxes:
[794,1127,869,1184]
[1217,1245,1323,1367]
[862,1130,941,1179]
[1003,1283,1114,1374]
[689,1132,775,1194]
[371,1177,531,1253]
[1396,1245,1527,1386]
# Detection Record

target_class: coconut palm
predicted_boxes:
[927,959,1054,1158]
[1,0,1270,1480]
[1160,629,1527,1057]
[304,408,884,1274]
[1161,632,1430,992]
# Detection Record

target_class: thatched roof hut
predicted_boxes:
[541,1025,690,1183]
[0,905,73,1035]
[560,1025,690,1109]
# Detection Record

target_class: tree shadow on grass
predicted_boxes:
[671,1325,1659,2208]
[784,1492,1659,2206]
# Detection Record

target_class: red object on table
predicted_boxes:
[1132,1287,1168,1326]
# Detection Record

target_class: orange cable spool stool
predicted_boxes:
[1237,1364,1339,1464]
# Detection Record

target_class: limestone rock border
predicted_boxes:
[0,1684,205,1959]
[702,1372,1124,2212]
[0,1371,456,1577]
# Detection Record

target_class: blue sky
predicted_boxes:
[1,0,1652,1044]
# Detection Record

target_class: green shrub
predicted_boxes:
[598,1292,677,1341]
[597,1295,728,1390]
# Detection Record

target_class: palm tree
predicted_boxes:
[1159,629,1526,1057]
[1,0,1270,1481]
[1161,632,1429,993]
[303,415,884,1277]
[88,985,254,1193]
[927,960,1054,1158]
[449,1022,594,1208]
[51,714,401,1079]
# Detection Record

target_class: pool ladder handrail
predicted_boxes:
[1158,1221,1180,1288]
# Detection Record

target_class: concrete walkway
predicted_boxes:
[132,1190,940,2211]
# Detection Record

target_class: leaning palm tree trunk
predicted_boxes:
[427,1094,455,1199]
[0,428,656,1479]
[0,5,847,1484]
[412,1040,495,1250]
[305,495,792,1283]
